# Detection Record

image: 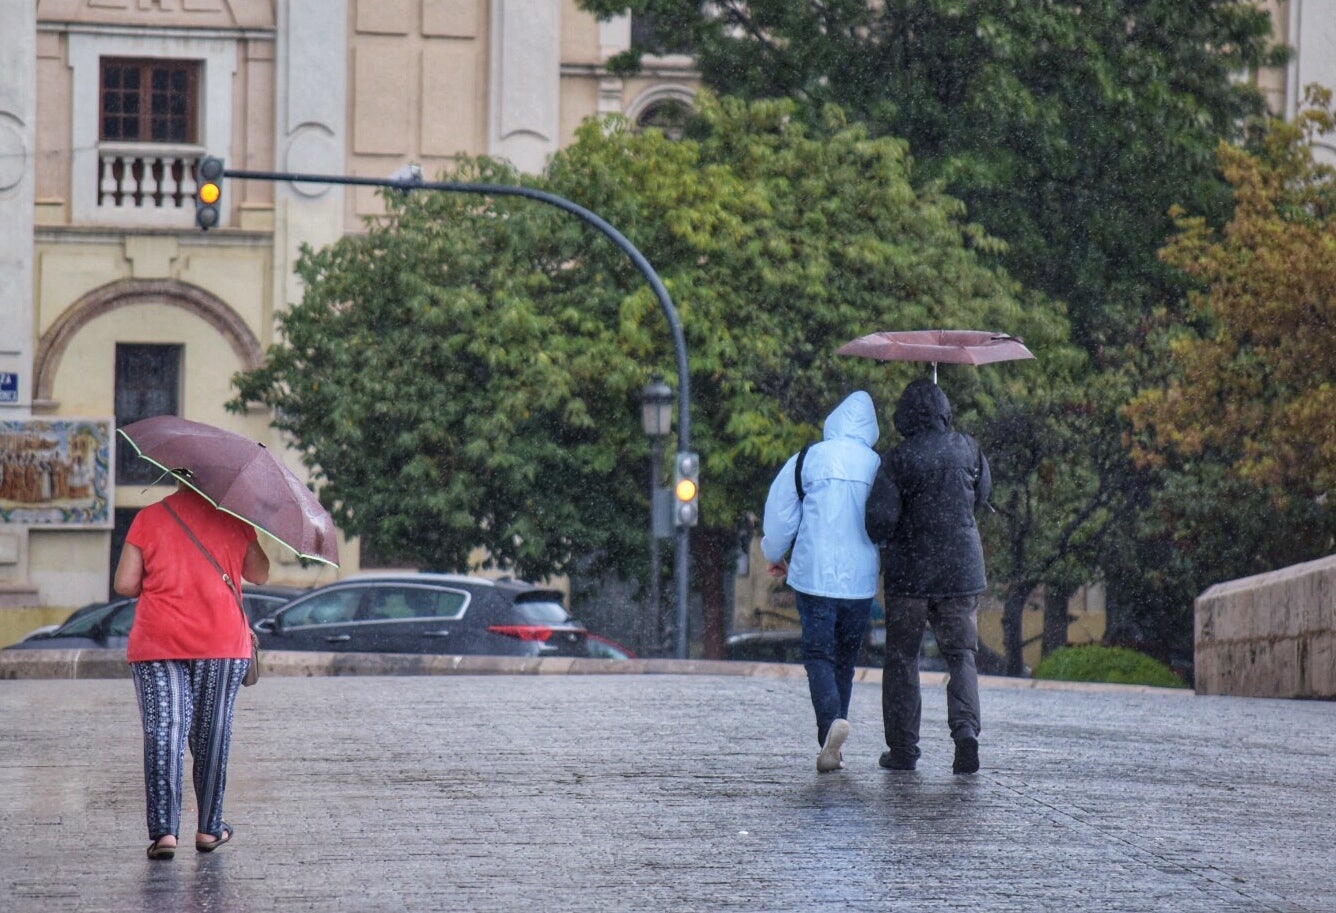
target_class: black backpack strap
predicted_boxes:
[795,442,814,501]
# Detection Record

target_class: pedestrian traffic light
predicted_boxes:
[195,156,224,230]
[674,451,699,527]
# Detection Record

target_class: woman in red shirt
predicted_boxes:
[114,485,270,860]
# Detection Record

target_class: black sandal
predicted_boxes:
[147,837,176,860]
[195,823,233,853]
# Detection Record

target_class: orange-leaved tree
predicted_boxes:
[1127,87,1336,503]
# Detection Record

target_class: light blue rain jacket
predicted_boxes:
[761,391,882,599]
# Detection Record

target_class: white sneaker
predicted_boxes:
[817,719,850,773]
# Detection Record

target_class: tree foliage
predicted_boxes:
[1128,90,1336,500]
[1112,91,1336,647]
[231,156,649,578]
[585,0,1281,349]
[231,95,1073,625]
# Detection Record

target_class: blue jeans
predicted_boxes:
[796,592,872,746]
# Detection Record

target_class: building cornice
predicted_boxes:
[37,22,274,41]
[35,226,273,246]
[561,58,697,80]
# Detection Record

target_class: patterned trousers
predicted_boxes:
[131,659,247,841]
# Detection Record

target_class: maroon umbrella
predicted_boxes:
[117,416,339,567]
[838,329,1035,382]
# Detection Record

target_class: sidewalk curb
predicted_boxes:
[0,648,1196,695]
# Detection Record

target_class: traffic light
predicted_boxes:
[195,156,224,230]
[673,451,699,527]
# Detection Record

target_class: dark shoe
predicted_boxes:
[953,736,980,775]
[196,823,233,853]
[147,837,176,860]
[879,750,917,771]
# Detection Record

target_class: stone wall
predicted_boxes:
[1195,554,1336,698]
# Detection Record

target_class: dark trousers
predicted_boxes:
[796,592,872,746]
[131,659,247,841]
[882,595,981,758]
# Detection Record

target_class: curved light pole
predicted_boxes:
[222,166,695,657]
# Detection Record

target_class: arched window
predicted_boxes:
[632,93,694,141]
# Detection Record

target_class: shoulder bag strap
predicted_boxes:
[161,501,247,625]
[794,441,814,502]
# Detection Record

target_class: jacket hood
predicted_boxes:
[823,391,880,448]
[893,377,952,437]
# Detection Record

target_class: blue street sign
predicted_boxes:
[0,373,17,403]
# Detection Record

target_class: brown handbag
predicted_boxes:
[163,502,260,686]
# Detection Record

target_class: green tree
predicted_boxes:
[587,0,1280,349]
[976,378,1130,674]
[231,156,650,579]
[232,95,1073,656]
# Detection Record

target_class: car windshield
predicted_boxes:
[508,598,572,625]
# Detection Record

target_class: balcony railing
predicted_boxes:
[96,143,204,214]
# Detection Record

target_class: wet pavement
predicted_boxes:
[1,657,1333,912]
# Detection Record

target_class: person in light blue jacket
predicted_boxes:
[761,391,881,773]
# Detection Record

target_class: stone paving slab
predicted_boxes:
[1,669,1333,912]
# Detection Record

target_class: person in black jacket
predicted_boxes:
[866,377,991,774]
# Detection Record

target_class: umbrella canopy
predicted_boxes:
[838,329,1035,366]
[118,416,339,567]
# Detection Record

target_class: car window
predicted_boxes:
[364,586,467,621]
[507,598,571,625]
[105,602,137,637]
[279,589,361,628]
[243,594,290,622]
[54,602,126,637]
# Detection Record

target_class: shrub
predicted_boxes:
[1033,645,1187,688]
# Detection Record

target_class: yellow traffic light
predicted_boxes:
[195,156,224,230]
[673,451,699,527]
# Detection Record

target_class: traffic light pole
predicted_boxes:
[221,167,696,658]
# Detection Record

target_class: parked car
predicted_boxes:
[586,633,637,660]
[4,585,307,651]
[252,573,588,658]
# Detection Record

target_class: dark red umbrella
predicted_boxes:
[838,329,1034,382]
[117,416,339,567]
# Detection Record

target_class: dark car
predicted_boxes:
[252,573,588,658]
[4,585,306,651]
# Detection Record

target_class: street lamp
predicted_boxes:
[641,376,673,654]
